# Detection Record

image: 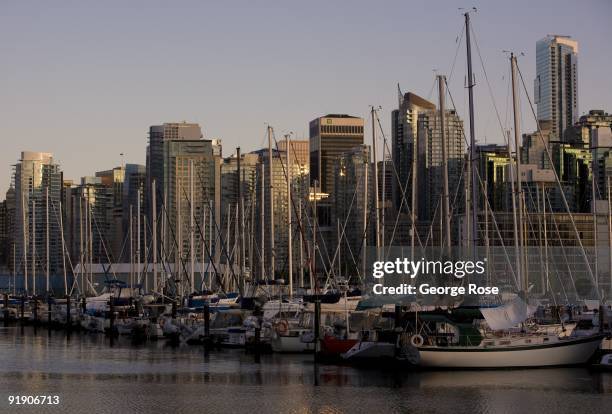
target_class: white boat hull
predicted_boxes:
[418,335,603,368]
[271,335,314,353]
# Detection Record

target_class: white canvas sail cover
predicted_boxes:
[480,297,535,331]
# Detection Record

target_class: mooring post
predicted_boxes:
[20,295,25,322]
[314,299,321,362]
[204,304,210,339]
[394,304,401,329]
[33,296,38,325]
[3,294,9,326]
[109,297,115,336]
[66,295,71,331]
[47,296,52,326]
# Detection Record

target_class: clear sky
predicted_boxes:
[1,0,611,196]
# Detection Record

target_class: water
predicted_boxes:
[0,327,611,413]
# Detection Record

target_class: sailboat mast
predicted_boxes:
[32,196,36,296]
[285,135,293,296]
[411,119,418,261]
[137,188,142,288]
[236,147,244,288]
[152,179,157,293]
[260,164,265,280]
[590,124,599,289]
[129,204,133,290]
[299,200,304,288]
[177,178,182,297]
[267,126,275,278]
[510,53,526,292]
[542,183,549,294]
[379,111,386,252]
[143,214,148,292]
[46,186,50,293]
[189,160,194,293]
[22,193,28,293]
[464,11,479,254]
[371,107,381,260]
[79,196,83,295]
[438,75,452,252]
[362,154,369,282]
[608,176,612,298]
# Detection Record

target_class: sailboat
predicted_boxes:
[414,297,604,368]
[409,12,604,368]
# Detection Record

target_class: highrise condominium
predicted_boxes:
[391,93,436,214]
[392,92,465,224]
[333,145,372,278]
[146,122,204,218]
[534,35,578,139]
[13,151,63,293]
[253,144,309,280]
[309,114,364,195]
[145,122,223,292]
[163,138,221,292]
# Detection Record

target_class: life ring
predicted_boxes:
[275,319,289,335]
[410,334,424,347]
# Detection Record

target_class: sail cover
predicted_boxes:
[480,297,535,331]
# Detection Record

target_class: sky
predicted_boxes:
[1,0,611,196]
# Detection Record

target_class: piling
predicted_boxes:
[394,304,401,329]
[204,304,210,339]
[254,327,261,347]
[47,296,52,326]
[314,300,321,362]
[66,295,71,331]
[109,297,115,336]
[20,295,25,321]
[33,297,38,325]
[3,294,8,326]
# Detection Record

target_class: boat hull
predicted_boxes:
[418,335,604,368]
[271,335,314,353]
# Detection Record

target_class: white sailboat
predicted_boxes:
[415,297,604,368]
[393,13,604,369]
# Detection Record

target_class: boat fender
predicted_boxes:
[410,334,424,347]
[275,319,289,335]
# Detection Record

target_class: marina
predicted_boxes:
[1,3,612,412]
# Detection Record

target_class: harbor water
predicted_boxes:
[0,326,611,413]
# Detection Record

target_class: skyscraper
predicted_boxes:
[534,35,579,139]
[392,92,465,224]
[163,138,221,293]
[333,145,372,278]
[146,122,204,223]
[309,114,364,195]
[0,199,7,269]
[254,144,309,279]
[14,152,63,293]
[391,93,436,214]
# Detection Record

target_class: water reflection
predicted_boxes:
[0,327,610,414]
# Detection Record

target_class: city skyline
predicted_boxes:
[1,0,612,196]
